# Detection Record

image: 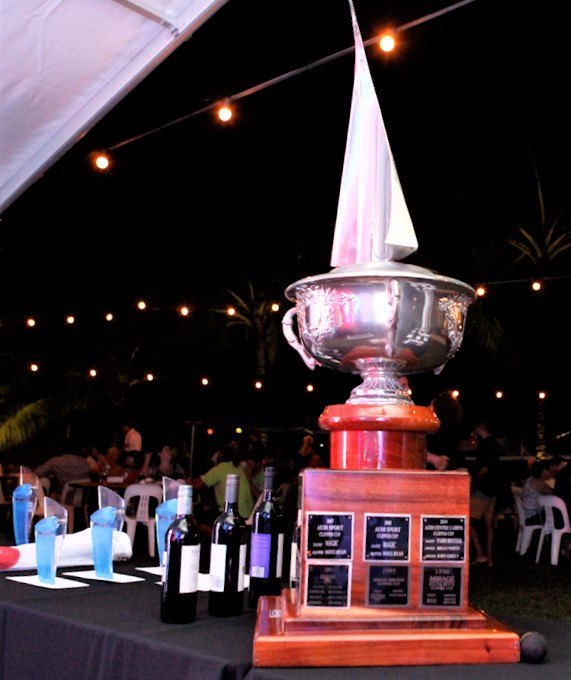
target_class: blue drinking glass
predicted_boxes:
[35,515,59,584]
[91,506,117,579]
[155,498,177,569]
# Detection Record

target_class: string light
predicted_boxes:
[4,279,569,404]
[379,34,396,52]
[217,103,233,122]
[93,153,110,170]
[94,0,477,164]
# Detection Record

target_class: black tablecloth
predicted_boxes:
[0,559,569,680]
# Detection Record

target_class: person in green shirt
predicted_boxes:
[192,444,255,520]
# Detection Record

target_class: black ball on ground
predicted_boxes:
[520,631,548,664]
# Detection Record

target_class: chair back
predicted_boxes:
[539,494,571,533]
[124,483,163,521]
[123,483,164,558]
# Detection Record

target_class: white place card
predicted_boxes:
[6,574,90,589]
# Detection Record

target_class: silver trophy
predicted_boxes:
[282,2,475,406]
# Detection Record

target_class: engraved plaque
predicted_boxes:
[421,516,466,562]
[421,566,462,607]
[364,514,410,561]
[306,563,351,608]
[367,565,409,607]
[307,513,353,559]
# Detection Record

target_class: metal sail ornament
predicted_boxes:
[331,0,418,266]
[282,1,475,405]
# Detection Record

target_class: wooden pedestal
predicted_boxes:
[252,468,521,667]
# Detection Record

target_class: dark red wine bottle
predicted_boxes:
[248,466,284,609]
[208,473,248,617]
[160,484,201,623]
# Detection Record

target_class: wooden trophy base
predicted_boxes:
[252,405,520,667]
[254,594,520,667]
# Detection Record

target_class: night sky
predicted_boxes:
[1,0,570,451]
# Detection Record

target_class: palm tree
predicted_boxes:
[211,281,282,378]
[504,142,571,274]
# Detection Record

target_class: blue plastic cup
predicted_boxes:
[155,498,178,568]
[12,483,33,545]
[91,506,117,579]
[35,515,59,584]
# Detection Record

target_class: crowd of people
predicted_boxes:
[27,422,325,540]
[22,395,571,568]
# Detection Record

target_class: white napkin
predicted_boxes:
[0,528,132,571]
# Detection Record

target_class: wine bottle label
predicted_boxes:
[250,533,271,577]
[238,543,247,592]
[209,543,227,592]
[289,541,298,583]
[161,551,167,583]
[179,544,200,594]
[276,533,284,579]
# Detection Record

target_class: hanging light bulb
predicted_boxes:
[92,152,111,170]
[217,102,233,122]
[379,33,396,52]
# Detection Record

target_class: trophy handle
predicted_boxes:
[282,307,317,370]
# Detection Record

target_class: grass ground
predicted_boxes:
[469,520,571,621]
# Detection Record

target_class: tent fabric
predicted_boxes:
[0,0,227,214]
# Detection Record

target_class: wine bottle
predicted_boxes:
[160,484,201,624]
[208,474,248,617]
[248,466,284,609]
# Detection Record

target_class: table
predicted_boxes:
[0,555,568,680]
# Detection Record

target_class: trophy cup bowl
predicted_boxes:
[283,260,475,406]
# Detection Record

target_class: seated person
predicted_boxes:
[143,446,186,483]
[521,459,553,525]
[118,450,144,484]
[95,446,124,479]
[33,441,91,502]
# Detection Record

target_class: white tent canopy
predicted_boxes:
[0,0,228,214]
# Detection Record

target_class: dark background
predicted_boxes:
[1,0,570,459]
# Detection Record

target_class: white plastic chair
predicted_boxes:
[535,495,571,566]
[61,479,91,533]
[512,487,542,555]
[123,483,163,557]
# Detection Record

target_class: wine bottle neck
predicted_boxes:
[176,486,193,517]
[224,500,239,513]
[224,473,240,506]
[263,466,276,496]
